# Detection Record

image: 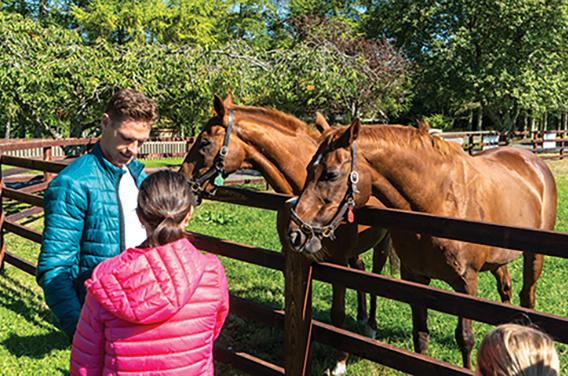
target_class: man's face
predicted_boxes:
[100,114,151,167]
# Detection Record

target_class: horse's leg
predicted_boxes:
[400,266,431,356]
[348,255,368,324]
[330,282,349,376]
[491,264,512,304]
[520,252,544,309]
[449,271,478,369]
[366,231,392,339]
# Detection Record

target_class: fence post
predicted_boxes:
[43,146,53,183]
[561,132,566,159]
[0,153,5,272]
[282,221,313,376]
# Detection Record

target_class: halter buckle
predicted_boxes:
[191,182,201,193]
[300,223,313,235]
[215,161,225,170]
[322,227,334,238]
[350,171,359,184]
[347,197,355,207]
[220,146,228,157]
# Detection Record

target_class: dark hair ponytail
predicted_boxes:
[137,170,196,248]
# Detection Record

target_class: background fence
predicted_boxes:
[0,138,194,159]
[2,138,568,375]
[2,129,568,160]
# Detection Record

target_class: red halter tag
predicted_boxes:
[347,207,354,223]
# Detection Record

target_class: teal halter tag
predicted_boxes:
[214,174,225,186]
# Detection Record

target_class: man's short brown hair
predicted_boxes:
[105,89,159,125]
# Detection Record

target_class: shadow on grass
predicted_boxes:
[0,272,53,329]
[2,330,69,359]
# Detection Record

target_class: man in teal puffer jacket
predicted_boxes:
[36,89,159,339]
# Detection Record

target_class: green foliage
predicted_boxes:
[365,0,568,130]
[216,0,281,50]
[241,15,412,123]
[72,0,224,45]
[423,113,454,131]
[0,11,411,143]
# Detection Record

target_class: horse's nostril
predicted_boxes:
[289,230,303,249]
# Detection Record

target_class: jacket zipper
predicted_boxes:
[116,173,125,252]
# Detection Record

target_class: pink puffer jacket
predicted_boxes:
[70,238,229,376]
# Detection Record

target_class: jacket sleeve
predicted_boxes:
[36,175,87,338]
[70,294,105,376]
[213,259,229,341]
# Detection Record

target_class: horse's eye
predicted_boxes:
[201,138,211,147]
[321,171,339,182]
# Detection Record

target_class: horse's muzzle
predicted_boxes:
[288,228,306,252]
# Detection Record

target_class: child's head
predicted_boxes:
[476,323,559,376]
[137,170,197,248]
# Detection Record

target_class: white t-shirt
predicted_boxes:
[119,166,147,249]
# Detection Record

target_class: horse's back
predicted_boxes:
[473,146,557,231]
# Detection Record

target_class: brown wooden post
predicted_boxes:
[43,146,52,183]
[468,135,474,155]
[0,153,5,272]
[283,244,313,375]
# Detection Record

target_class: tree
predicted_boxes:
[269,15,412,122]
[364,0,568,131]
[72,0,225,45]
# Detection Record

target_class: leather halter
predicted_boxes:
[191,109,234,195]
[290,141,359,243]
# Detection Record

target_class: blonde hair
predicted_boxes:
[476,324,559,376]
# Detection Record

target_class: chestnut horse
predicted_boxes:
[287,119,557,369]
[178,94,392,375]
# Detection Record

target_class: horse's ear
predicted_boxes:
[224,89,234,106]
[417,119,431,132]
[349,118,361,141]
[213,94,225,119]
[333,118,361,148]
[315,112,330,133]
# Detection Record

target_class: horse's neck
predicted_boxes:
[238,117,319,195]
[364,136,456,212]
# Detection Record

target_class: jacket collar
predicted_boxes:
[91,141,145,182]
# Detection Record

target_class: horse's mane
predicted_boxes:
[321,122,463,157]
[233,105,321,139]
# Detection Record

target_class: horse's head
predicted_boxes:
[179,94,248,198]
[287,118,372,254]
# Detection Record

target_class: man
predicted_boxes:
[36,89,159,339]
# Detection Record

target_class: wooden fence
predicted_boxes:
[0,137,195,159]
[439,129,568,158]
[2,139,568,375]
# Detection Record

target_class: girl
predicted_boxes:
[70,170,229,375]
[476,323,559,376]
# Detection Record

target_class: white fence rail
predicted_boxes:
[2,141,191,159]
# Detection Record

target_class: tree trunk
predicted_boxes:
[476,107,483,131]
[543,111,548,131]
[467,109,473,132]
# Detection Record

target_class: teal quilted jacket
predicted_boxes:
[36,142,146,338]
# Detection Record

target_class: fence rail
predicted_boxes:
[2,139,568,375]
[0,138,193,159]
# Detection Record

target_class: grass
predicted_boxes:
[1,158,568,375]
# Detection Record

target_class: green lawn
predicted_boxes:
[1,158,568,375]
